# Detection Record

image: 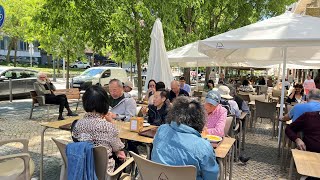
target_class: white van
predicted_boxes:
[71,67,127,90]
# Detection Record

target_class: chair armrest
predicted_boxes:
[0,153,31,179]
[0,139,29,152]
[107,157,134,177]
[36,96,45,106]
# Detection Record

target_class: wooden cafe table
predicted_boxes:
[289,149,320,179]
[215,137,236,180]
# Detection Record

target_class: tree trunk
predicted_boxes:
[66,50,70,89]
[205,67,211,82]
[57,58,60,73]
[183,68,191,85]
[13,38,18,67]
[134,36,142,99]
[6,38,12,63]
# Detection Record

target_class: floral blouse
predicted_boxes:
[72,113,124,172]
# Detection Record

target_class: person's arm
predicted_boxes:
[200,145,219,180]
[122,98,137,121]
[285,113,306,150]
[207,108,227,136]
[33,82,51,95]
[281,113,291,121]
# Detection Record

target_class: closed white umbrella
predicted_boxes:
[145,18,173,91]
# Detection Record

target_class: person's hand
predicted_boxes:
[295,138,306,151]
[107,112,117,119]
[104,113,114,123]
[116,151,126,161]
[141,106,148,115]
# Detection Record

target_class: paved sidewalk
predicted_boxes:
[0,97,299,179]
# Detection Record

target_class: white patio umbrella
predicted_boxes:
[145,18,173,91]
[199,12,320,147]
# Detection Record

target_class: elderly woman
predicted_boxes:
[33,72,77,120]
[152,96,219,180]
[239,79,254,92]
[72,85,126,173]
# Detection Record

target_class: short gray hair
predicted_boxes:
[166,96,206,133]
[109,79,123,88]
[308,89,320,100]
[37,72,47,78]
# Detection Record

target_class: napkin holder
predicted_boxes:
[130,117,144,132]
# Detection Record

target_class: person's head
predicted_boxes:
[148,79,156,90]
[153,89,169,107]
[82,85,109,115]
[108,79,124,99]
[204,90,221,114]
[218,85,233,100]
[307,75,312,80]
[206,80,214,88]
[179,76,186,86]
[242,79,249,86]
[156,81,165,91]
[294,83,304,95]
[308,89,320,101]
[37,72,47,81]
[123,81,133,93]
[220,73,225,78]
[166,96,206,133]
[171,80,180,94]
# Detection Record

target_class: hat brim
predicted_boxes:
[221,94,233,99]
[205,98,219,106]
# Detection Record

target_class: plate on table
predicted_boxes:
[205,135,222,143]
[143,123,150,127]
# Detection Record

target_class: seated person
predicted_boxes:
[230,87,250,115]
[285,111,320,153]
[239,79,254,92]
[108,79,136,121]
[123,80,133,93]
[169,80,189,102]
[282,89,320,122]
[204,79,215,92]
[218,73,227,84]
[152,96,219,180]
[72,85,126,172]
[156,81,166,90]
[286,83,306,104]
[142,89,169,126]
[179,76,191,94]
[204,90,227,137]
[143,79,156,105]
[257,76,266,85]
[34,72,77,120]
[218,85,241,118]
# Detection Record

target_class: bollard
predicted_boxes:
[9,78,12,102]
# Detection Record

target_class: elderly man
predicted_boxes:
[108,79,136,121]
[282,89,320,122]
[204,90,227,137]
[34,72,77,120]
[169,80,189,102]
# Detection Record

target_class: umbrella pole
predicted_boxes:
[278,47,287,147]
[196,61,199,91]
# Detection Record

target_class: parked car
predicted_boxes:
[0,67,38,99]
[71,67,127,90]
[70,61,91,69]
[103,63,118,67]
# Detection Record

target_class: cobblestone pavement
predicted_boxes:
[0,99,299,180]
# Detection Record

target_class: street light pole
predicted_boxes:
[28,43,34,67]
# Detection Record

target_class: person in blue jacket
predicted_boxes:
[151,96,219,180]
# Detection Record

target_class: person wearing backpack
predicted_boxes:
[218,85,241,118]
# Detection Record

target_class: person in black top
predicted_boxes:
[169,80,189,102]
[142,89,169,126]
[258,76,266,85]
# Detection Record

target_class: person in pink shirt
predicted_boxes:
[204,90,227,137]
[303,75,316,95]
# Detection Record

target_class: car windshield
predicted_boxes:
[81,68,104,77]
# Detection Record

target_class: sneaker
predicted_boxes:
[67,112,78,116]
[58,116,65,120]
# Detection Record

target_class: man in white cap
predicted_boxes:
[203,90,227,137]
[218,85,241,118]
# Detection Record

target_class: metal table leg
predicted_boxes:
[40,126,48,180]
[229,144,234,180]
[288,156,294,179]
[146,144,152,160]
[217,158,224,180]
[241,116,247,150]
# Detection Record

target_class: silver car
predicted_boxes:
[0,67,38,99]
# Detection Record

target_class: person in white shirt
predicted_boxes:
[179,76,191,94]
[217,85,241,118]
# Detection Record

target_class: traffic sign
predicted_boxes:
[0,5,5,28]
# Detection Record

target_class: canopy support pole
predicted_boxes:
[278,47,287,147]
[196,61,199,91]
